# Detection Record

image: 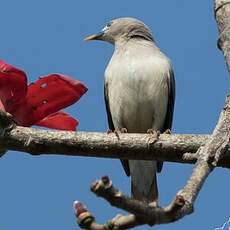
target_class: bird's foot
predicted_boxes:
[106,129,119,139]
[147,129,160,145]
[106,128,127,140]
[147,129,154,134]
[107,129,113,134]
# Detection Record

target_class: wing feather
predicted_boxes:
[157,68,175,172]
[104,82,130,176]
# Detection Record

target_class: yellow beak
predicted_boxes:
[84,32,104,41]
[84,34,97,41]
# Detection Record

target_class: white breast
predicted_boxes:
[105,48,170,133]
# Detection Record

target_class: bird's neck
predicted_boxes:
[114,39,157,55]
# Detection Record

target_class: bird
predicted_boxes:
[84,17,175,205]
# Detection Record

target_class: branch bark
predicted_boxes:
[2,125,230,168]
[215,0,230,73]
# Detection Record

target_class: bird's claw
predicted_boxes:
[147,129,161,136]
[107,129,113,134]
[107,128,127,140]
[147,129,154,134]
[147,129,160,145]
[164,129,171,134]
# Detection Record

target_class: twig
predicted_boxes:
[74,176,186,229]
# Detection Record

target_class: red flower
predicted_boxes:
[0,59,87,131]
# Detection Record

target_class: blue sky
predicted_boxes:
[0,1,229,230]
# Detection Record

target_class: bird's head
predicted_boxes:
[84,17,154,45]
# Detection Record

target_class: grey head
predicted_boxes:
[84,17,154,45]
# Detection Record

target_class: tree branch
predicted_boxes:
[1,124,230,168]
[74,176,186,230]
[215,0,230,73]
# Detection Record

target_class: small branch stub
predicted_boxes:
[74,201,95,229]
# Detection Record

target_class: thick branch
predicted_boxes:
[215,0,230,72]
[1,126,230,168]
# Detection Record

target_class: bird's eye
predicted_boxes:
[107,22,112,27]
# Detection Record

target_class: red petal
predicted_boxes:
[13,74,87,127]
[35,111,79,131]
[0,100,6,112]
[0,59,27,112]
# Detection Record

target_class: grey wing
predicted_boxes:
[162,68,175,132]
[157,68,175,172]
[104,82,130,176]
